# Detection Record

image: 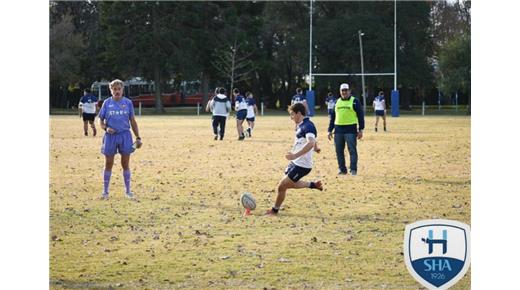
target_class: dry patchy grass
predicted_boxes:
[50,114,470,289]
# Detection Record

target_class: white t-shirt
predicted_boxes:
[246,98,256,118]
[373,96,386,111]
[235,95,248,111]
[79,95,98,114]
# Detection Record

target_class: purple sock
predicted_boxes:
[123,170,131,193]
[103,170,112,193]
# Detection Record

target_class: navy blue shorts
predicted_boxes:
[375,110,385,116]
[82,113,96,121]
[101,130,134,156]
[246,117,255,122]
[284,162,312,182]
[236,109,247,120]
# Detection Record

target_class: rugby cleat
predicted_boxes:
[264,208,278,216]
[313,180,323,191]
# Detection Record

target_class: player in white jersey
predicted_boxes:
[234,88,248,140]
[372,91,387,132]
[265,103,323,216]
[244,92,258,138]
[78,88,99,136]
[291,87,309,118]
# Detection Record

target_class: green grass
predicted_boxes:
[50,115,470,289]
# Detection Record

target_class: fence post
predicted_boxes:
[139,102,142,116]
[455,92,459,113]
[422,101,425,116]
[261,102,264,116]
[438,89,441,111]
[197,102,200,116]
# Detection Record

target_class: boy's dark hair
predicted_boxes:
[296,88,303,94]
[327,92,333,97]
[289,102,306,116]
[233,88,240,94]
[246,91,253,97]
[84,88,91,94]
[219,88,227,95]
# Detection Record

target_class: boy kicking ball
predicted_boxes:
[266,103,323,216]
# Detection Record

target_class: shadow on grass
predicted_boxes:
[395,176,470,186]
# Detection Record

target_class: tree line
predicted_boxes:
[50,1,470,114]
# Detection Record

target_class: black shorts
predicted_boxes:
[375,110,385,116]
[284,162,312,182]
[82,113,96,121]
[246,117,255,122]
[236,109,247,120]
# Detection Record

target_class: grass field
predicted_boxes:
[50,114,470,289]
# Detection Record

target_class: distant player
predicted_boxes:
[234,88,248,140]
[325,91,337,123]
[98,79,142,199]
[78,88,99,136]
[244,91,258,138]
[291,88,309,118]
[266,103,323,216]
[373,91,387,132]
[208,87,231,140]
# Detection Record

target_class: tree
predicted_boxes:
[438,35,470,114]
[431,0,471,113]
[99,1,183,113]
[396,1,435,108]
[50,12,85,108]
[212,38,255,97]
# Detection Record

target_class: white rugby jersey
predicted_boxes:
[292,118,317,169]
[246,97,256,118]
[235,95,248,111]
[373,96,386,111]
[79,95,98,114]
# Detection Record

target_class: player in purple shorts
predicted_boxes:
[98,79,142,199]
[265,103,323,216]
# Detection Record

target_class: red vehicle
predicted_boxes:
[91,78,209,107]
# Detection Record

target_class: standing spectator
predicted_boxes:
[208,87,231,140]
[327,83,365,176]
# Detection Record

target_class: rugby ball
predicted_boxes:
[240,192,256,210]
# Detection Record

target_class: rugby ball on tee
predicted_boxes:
[240,192,256,210]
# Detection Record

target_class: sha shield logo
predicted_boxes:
[404,219,471,289]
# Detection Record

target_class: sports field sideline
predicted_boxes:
[50,114,470,289]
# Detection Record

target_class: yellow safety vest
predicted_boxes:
[335,97,358,125]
